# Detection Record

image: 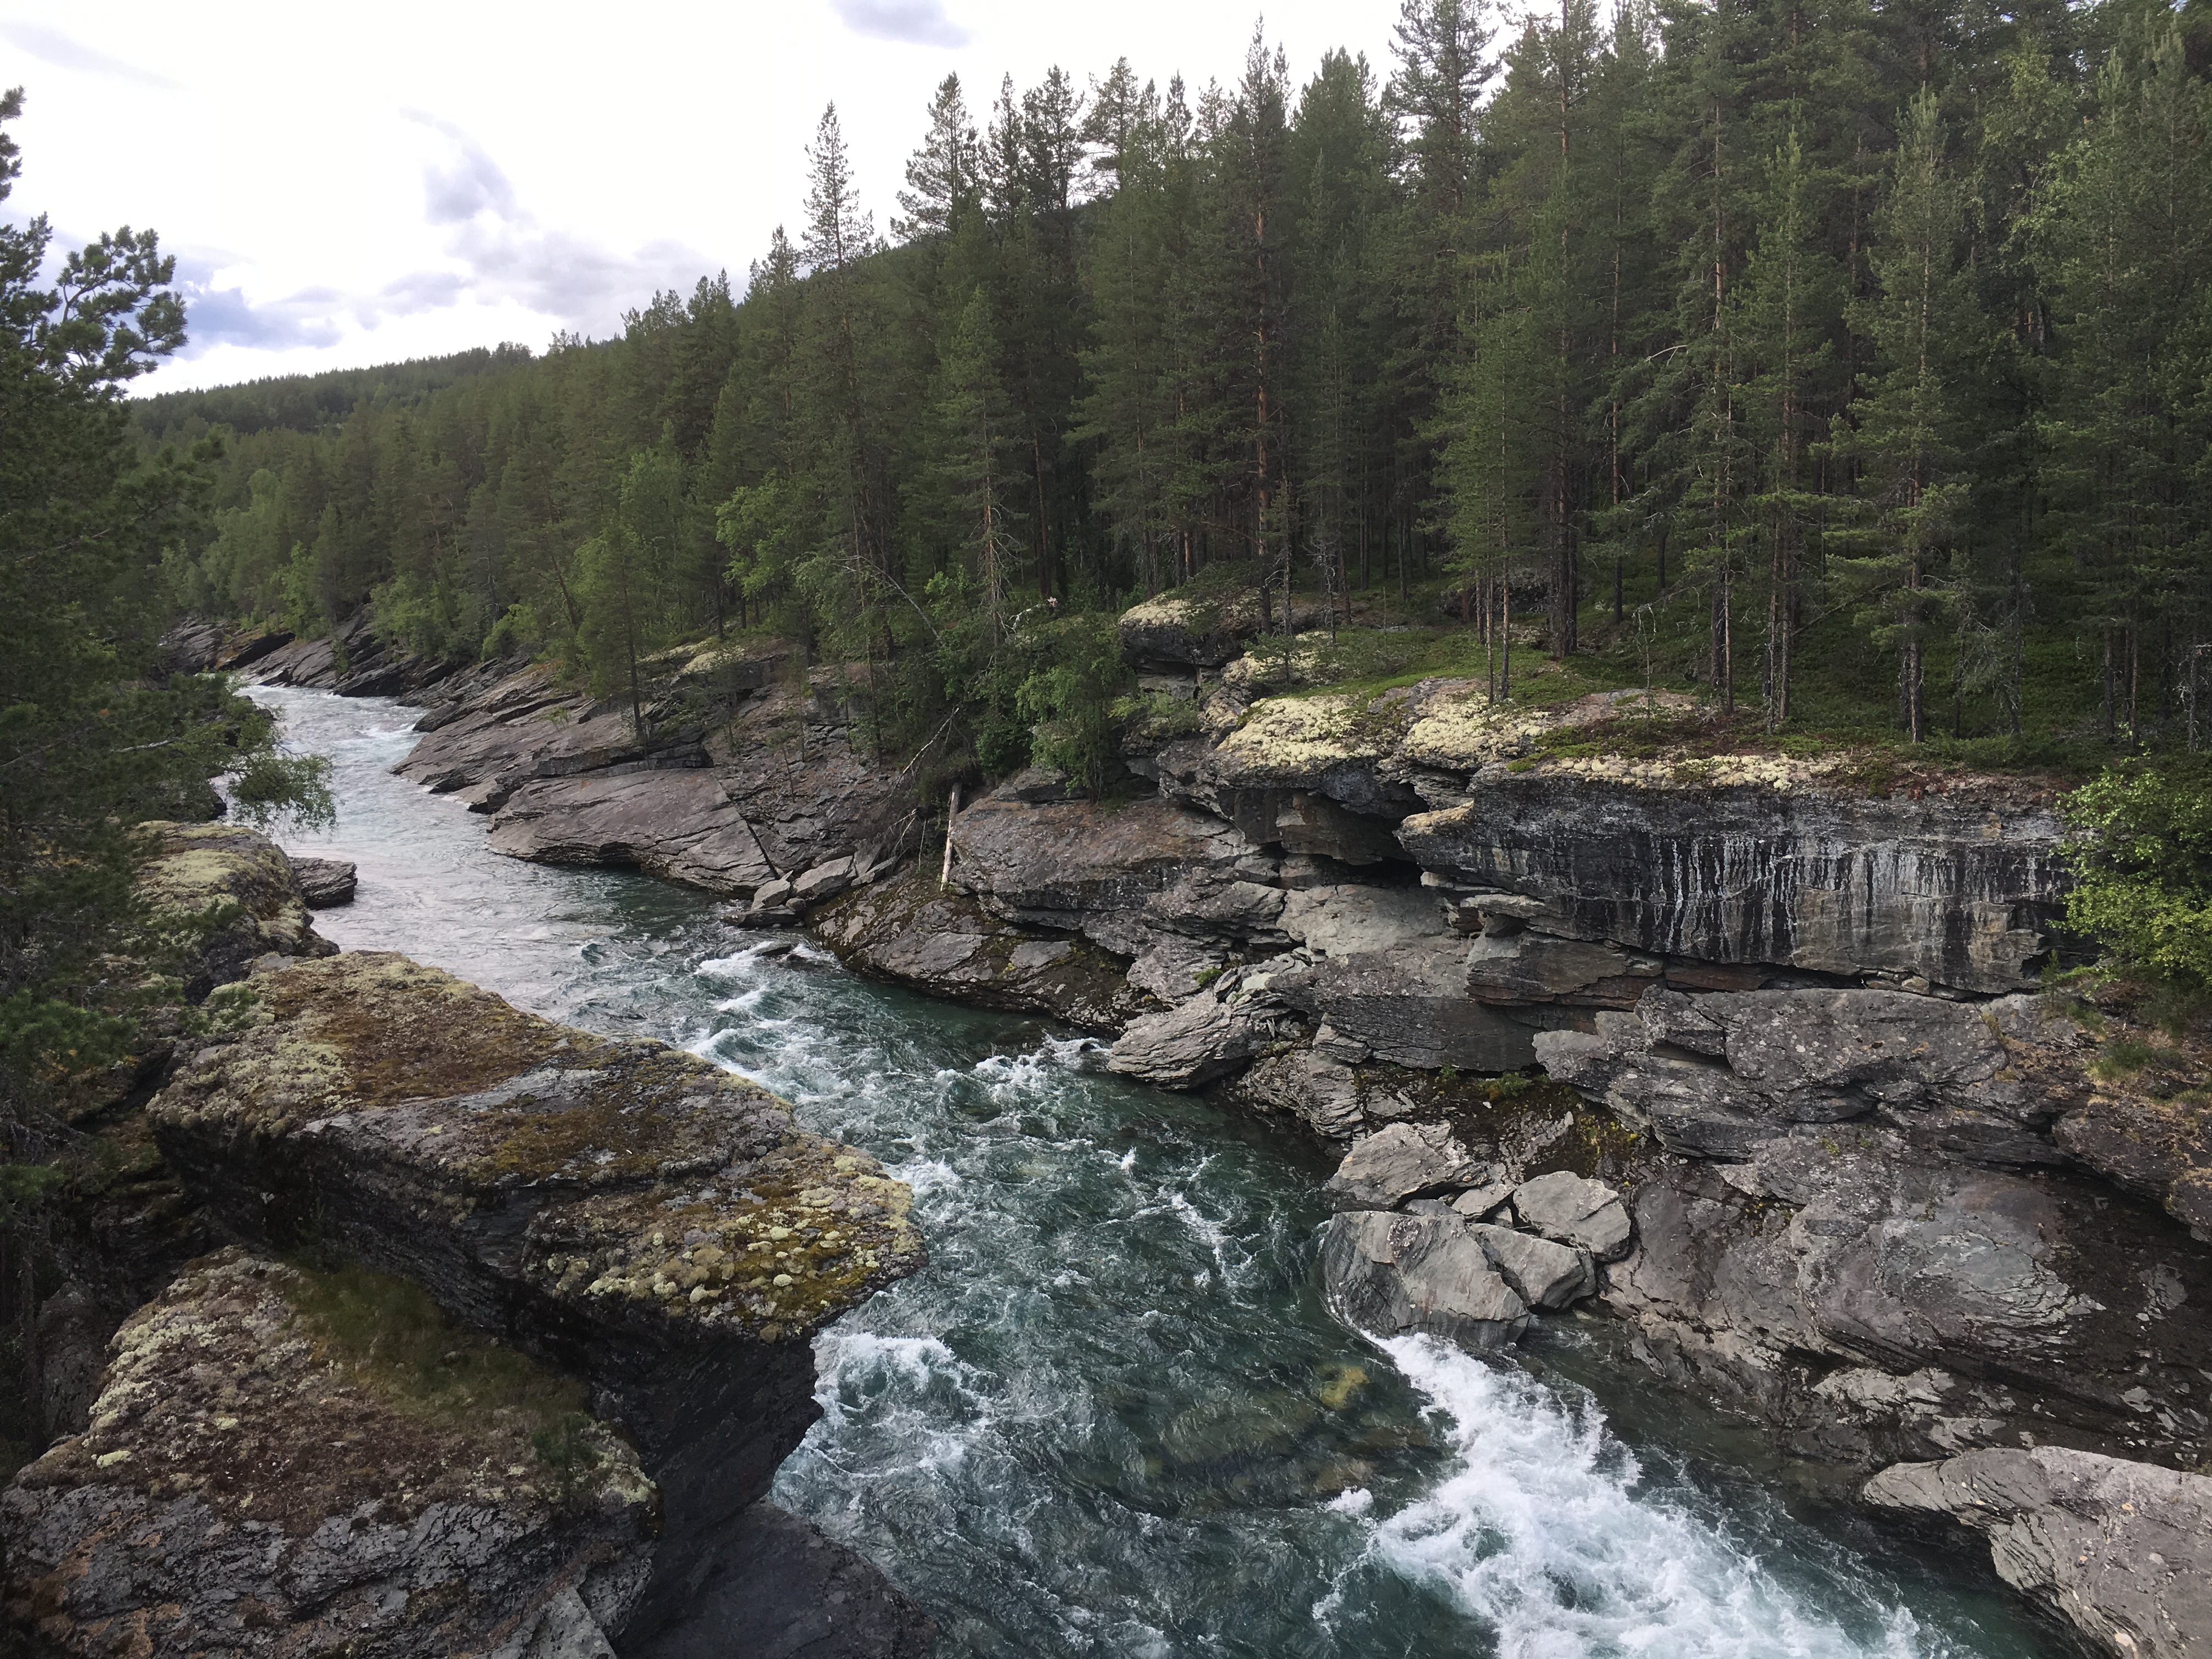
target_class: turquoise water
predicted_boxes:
[251,685,2056,1659]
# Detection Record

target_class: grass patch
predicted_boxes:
[284,1261,588,1448]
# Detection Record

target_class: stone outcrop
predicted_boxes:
[385,658,917,902]
[1599,1132,2212,1474]
[1319,1211,1531,1352]
[1534,986,2079,1165]
[144,952,923,1562]
[1,1250,656,1659]
[813,871,1145,1033]
[1863,1447,2212,1659]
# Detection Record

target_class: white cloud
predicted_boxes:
[0,0,1403,393]
[831,0,970,48]
[0,21,180,90]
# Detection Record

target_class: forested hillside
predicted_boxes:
[149,0,2212,766]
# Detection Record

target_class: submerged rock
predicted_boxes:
[145,952,924,1553]
[0,1249,656,1658]
[1319,1210,1530,1352]
[1863,1447,2212,1659]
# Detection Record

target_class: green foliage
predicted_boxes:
[2061,759,2212,988]
[0,91,331,1093]
[128,1,2212,768]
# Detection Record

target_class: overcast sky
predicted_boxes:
[1,1,1407,393]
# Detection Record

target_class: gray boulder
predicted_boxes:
[1105,988,1295,1090]
[791,855,857,904]
[1324,1122,1492,1211]
[1863,1447,2212,1659]
[1319,1210,1530,1352]
[1466,1223,1596,1310]
[1221,1047,1366,1139]
[1510,1170,1634,1260]
[286,855,357,907]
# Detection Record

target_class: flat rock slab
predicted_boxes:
[489,768,777,896]
[1864,1447,2212,1659]
[1510,1170,1633,1260]
[1319,1210,1529,1352]
[147,952,923,1536]
[0,1249,655,1659]
[1324,1122,1492,1211]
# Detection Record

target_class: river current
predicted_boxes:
[247,685,2058,1659]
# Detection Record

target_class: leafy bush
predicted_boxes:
[2059,758,2212,988]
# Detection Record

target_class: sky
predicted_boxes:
[0,1,1407,394]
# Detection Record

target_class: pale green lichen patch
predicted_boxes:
[15,1249,653,1532]
[525,1139,924,1344]
[1212,693,1399,784]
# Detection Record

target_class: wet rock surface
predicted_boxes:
[145,952,924,1550]
[812,871,1143,1033]
[1863,1447,2212,1659]
[640,1501,938,1659]
[1319,1210,1531,1352]
[0,1249,656,1659]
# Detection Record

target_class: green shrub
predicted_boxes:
[2059,758,2212,989]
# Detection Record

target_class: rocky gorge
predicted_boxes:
[97,605,2212,1658]
[2,809,935,1657]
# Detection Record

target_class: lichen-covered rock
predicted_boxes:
[1318,1211,1529,1352]
[144,952,923,1543]
[1536,987,2078,1164]
[1862,1447,2212,1659]
[1506,1171,1633,1261]
[135,821,333,1000]
[812,871,1146,1033]
[286,854,357,907]
[1323,1122,1492,1211]
[0,1249,656,1659]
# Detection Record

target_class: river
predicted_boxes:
[247,684,2058,1659]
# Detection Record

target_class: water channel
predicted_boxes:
[247,684,2059,1659]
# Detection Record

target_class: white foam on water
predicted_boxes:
[1352,1336,1942,1659]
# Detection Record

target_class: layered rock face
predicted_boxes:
[2,1250,656,1658]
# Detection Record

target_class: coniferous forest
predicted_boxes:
[142,0,2211,771]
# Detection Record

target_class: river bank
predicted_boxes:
[143,608,2212,1656]
[227,682,2084,1659]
